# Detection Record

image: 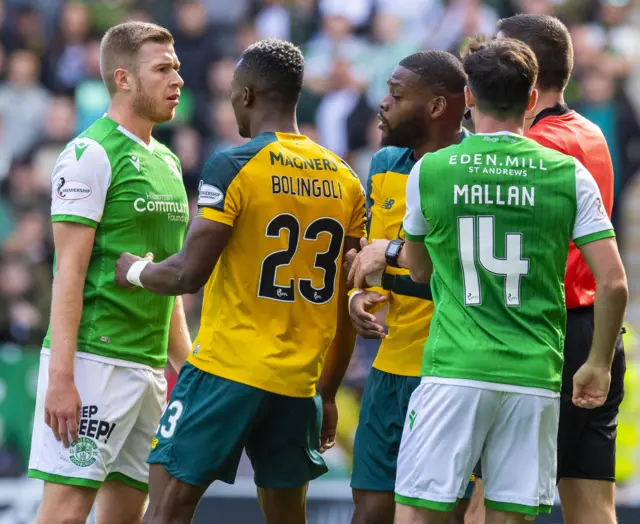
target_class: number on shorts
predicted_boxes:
[158,400,183,438]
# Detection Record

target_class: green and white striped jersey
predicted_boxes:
[403,132,614,393]
[44,116,189,369]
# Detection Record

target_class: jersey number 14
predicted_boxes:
[258,213,344,304]
[458,216,529,307]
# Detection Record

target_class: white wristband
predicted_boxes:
[126,260,150,288]
[348,290,364,314]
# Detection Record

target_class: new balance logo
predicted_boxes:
[382,198,395,210]
[130,155,140,172]
[409,409,417,430]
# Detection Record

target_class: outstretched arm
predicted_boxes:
[115,218,232,296]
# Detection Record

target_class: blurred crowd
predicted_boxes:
[0,0,639,476]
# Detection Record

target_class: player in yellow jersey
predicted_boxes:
[114,39,365,524]
[346,51,484,524]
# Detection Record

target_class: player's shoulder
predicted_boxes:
[200,133,279,196]
[571,110,607,135]
[224,132,279,167]
[521,134,577,166]
[57,116,125,165]
[51,133,113,200]
[56,135,111,175]
[76,116,122,149]
[207,132,278,173]
[371,146,414,175]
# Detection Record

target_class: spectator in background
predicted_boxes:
[32,95,77,185]
[576,65,640,233]
[319,0,372,32]
[1,159,49,214]
[255,0,291,40]
[73,37,109,133]
[423,0,499,53]
[373,0,441,45]
[304,11,369,95]
[207,57,236,98]
[0,257,44,346]
[0,50,49,168]
[206,97,248,155]
[349,114,382,186]
[42,2,90,95]
[192,56,237,135]
[361,10,420,110]
[172,125,204,189]
[315,56,367,157]
[584,0,640,110]
[201,0,250,26]
[172,0,224,95]
[0,208,52,348]
[2,4,45,54]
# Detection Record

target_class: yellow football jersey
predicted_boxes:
[366,147,434,376]
[190,132,366,397]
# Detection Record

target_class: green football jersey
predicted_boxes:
[403,132,615,392]
[43,116,189,368]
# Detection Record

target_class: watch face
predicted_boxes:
[386,241,401,265]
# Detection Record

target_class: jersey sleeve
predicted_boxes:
[196,152,242,227]
[366,149,389,242]
[402,156,429,242]
[347,182,367,238]
[572,157,615,247]
[335,157,366,238]
[50,138,112,228]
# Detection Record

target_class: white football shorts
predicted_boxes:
[395,378,559,517]
[28,349,166,491]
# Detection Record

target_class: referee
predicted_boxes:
[498,14,626,524]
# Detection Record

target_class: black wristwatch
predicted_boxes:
[385,239,405,268]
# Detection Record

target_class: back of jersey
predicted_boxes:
[403,132,613,393]
[191,132,365,398]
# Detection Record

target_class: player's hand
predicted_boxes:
[319,398,338,453]
[114,252,153,288]
[44,376,82,448]
[350,291,387,339]
[344,238,368,286]
[348,239,390,289]
[572,362,611,409]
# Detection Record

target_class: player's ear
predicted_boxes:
[464,85,475,110]
[430,96,447,119]
[113,68,133,93]
[526,88,538,113]
[243,86,254,108]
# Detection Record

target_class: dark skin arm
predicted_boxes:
[317,236,360,452]
[115,217,232,295]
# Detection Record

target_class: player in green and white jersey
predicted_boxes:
[27,22,192,524]
[354,39,628,524]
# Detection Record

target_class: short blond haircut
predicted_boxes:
[100,21,174,95]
